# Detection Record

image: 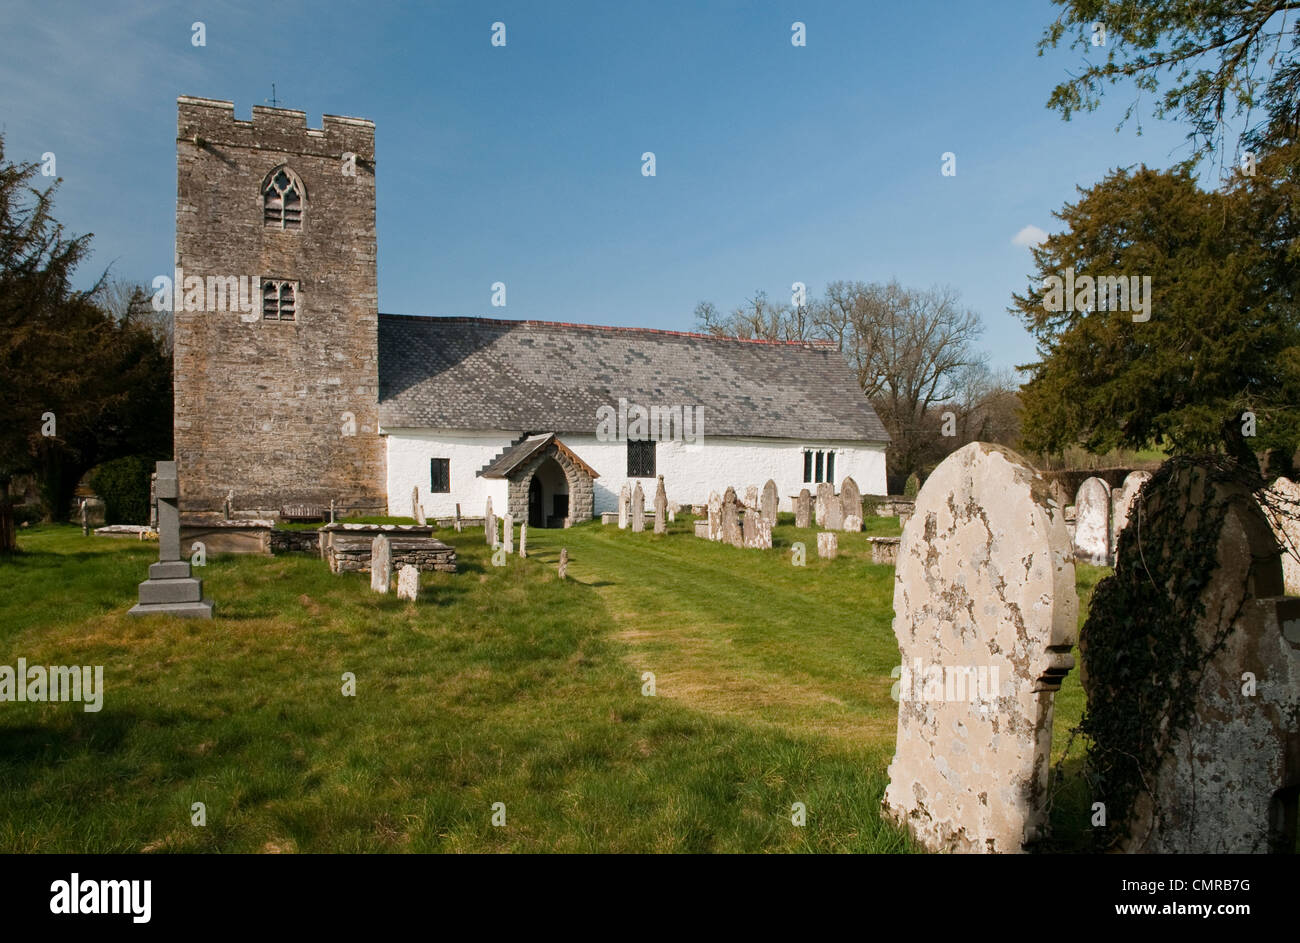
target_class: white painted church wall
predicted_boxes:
[384,428,887,519]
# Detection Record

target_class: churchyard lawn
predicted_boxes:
[0,517,1100,852]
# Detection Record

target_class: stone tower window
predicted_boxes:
[262,166,304,230]
[262,279,298,321]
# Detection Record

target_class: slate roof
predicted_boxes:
[479,433,600,479]
[376,315,890,442]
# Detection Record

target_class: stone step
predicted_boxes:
[137,578,204,605]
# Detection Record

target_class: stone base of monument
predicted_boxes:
[128,561,214,618]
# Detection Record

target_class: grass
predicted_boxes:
[0,515,1102,853]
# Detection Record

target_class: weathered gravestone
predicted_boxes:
[721,487,743,548]
[1109,470,1152,565]
[370,535,392,593]
[815,482,834,528]
[129,461,214,618]
[816,531,837,559]
[1081,462,1300,853]
[396,564,420,601]
[795,488,811,528]
[760,479,778,527]
[502,513,514,554]
[824,491,844,531]
[631,482,645,532]
[840,477,862,532]
[454,503,462,533]
[756,515,773,549]
[654,475,667,534]
[485,497,496,547]
[558,547,568,580]
[668,501,678,523]
[412,486,426,525]
[1074,477,1112,565]
[742,509,759,548]
[519,521,528,558]
[619,483,631,530]
[1263,476,1300,594]
[883,443,1077,853]
[707,490,722,541]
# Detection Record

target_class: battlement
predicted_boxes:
[177,96,374,160]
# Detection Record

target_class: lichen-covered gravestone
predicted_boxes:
[653,475,667,534]
[760,479,778,527]
[742,509,759,548]
[815,482,834,528]
[840,477,862,532]
[795,489,811,528]
[884,442,1077,853]
[707,490,722,541]
[370,535,392,594]
[396,564,419,601]
[519,521,528,558]
[129,461,214,618]
[502,513,514,554]
[558,547,568,579]
[618,483,631,530]
[1073,477,1112,565]
[485,497,496,547]
[631,481,645,532]
[816,531,837,559]
[1109,470,1151,565]
[824,491,844,530]
[744,485,759,510]
[412,486,425,525]
[721,487,742,548]
[1082,462,1300,853]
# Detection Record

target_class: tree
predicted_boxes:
[0,135,172,552]
[1039,0,1300,164]
[1009,161,1300,465]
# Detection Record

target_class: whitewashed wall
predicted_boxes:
[385,427,887,519]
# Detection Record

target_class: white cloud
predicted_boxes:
[1011,225,1048,247]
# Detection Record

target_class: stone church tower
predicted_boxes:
[173,97,385,515]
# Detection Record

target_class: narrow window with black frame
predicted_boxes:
[627,439,656,478]
[803,450,813,483]
[826,451,835,484]
[430,457,450,493]
[815,450,824,483]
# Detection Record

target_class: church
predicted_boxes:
[172,96,889,525]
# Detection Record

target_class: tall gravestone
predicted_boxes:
[1074,477,1112,565]
[815,482,834,528]
[129,461,214,618]
[742,508,759,548]
[412,486,425,525]
[721,487,742,548]
[884,443,1077,853]
[485,497,496,547]
[1109,470,1151,565]
[824,492,844,530]
[840,477,862,532]
[795,488,811,528]
[502,513,514,554]
[707,490,722,541]
[519,521,528,558]
[1085,464,1300,853]
[760,480,778,527]
[618,483,631,530]
[631,482,645,532]
[370,535,392,593]
[653,476,667,534]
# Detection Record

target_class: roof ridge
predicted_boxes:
[377,313,838,349]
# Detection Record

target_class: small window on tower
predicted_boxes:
[430,458,450,494]
[262,279,298,321]
[262,166,304,230]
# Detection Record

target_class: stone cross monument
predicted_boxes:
[128,461,214,618]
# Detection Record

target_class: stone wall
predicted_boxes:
[174,97,386,515]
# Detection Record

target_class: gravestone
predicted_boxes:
[1109,470,1151,564]
[839,477,862,531]
[519,521,528,558]
[707,490,723,541]
[1084,463,1300,853]
[756,515,773,549]
[412,486,425,525]
[80,500,89,537]
[824,493,844,531]
[742,509,759,548]
[668,502,677,523]
[558,547,568,580]
[370,535,392,593]
[129,461,214,618]
[760,480,778,527]
[502,513,514,554]
[795,489,811,528]
[329,499,336,524]
[815,482,834,528]
[744,485,759,510]
[816,532,837,559]
[454,503,462,533]
[223,489,233,521]
[1074,477,1112,565]
[884,443,1077,854]
[653,476,667,534]
[396,564,419,601]
[631,482,645,532]
[619,483,631,530]
[1263,477,1300,593]
[485,497,496,547]
[721,487,743,548]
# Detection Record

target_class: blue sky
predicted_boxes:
[0,0,1200,371]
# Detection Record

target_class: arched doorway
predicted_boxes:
[484,433,597,525]
[529,456,569,528]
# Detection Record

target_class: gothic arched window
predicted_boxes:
[262,166,304,230]
[262,279,297,321]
